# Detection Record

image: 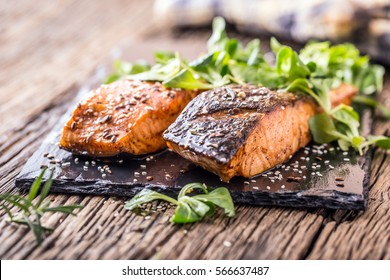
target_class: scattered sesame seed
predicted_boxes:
[133,178,138,183]
[140,165,147,169]
[343,152,348,155]
[146,176,153,181]
[253,186,259,190]
[74,158,79,164]
[134,172,140,177]
[61,162,71,168]
[335,177,344,181]
[336,183,344,187]
[144,216,151,220]
[266,186,271,190]
[141,171,147,176]
[329,165,334,169]
[324,160,330,164]
[281,185,285,189]
[102,173,107,179]
[244,181,250,185]
[223,241,232,247]
[91,161,96,166]
[344,158,350,162]
[83,166,88,171]
[85,161,89,166]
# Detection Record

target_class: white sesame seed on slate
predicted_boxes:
[266,186,271,190]
[344,158,350,161]
[102,173,107,179]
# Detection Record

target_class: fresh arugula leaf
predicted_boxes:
[124,183,235,224]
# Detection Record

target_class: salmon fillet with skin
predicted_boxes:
[163,84,356,182]
[60,80,198,157]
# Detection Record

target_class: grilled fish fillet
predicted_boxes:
[60,80,198,157]
[163,84,356,182]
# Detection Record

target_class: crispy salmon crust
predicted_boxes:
[163,84,356,182]
[60,80,198,157]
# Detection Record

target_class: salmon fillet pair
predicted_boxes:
[60,80,356,181]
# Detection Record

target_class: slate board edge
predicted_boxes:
[15,179,365,210]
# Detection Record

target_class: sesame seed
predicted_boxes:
[134,172,140,177]
[91,161,96,166]
[281,185,285,189]
[144,216,151,220]
[324,160,330,164]
[329,165,334,169]
[146,176,153,181]
[266,186,271,190]
[343,152,348,155]
[61,162,71,168]
[335,177,344,181]
[133,178,138,183]
[336,183,344,187]
[74,158,79,164]
[344,158,350,162]
[140,165,146,169]
[83,166,88,171]
[253,186,259,190]
[85,161,89,166]
[244,181,250,185]
[102,173,107,179]
[223,241,232,247]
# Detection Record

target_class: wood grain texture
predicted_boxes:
[0,0,389,260]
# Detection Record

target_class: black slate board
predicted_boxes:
[15,71,373,211]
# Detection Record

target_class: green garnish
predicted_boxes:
[125,183,235,223]
[0,168,83,245]
[106,17,390,153]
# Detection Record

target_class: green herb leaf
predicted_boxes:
[194,187,235,217]
[0,168,83,245]
[124,183,235,224]
[124,189,178,210]
[309,114,340,144]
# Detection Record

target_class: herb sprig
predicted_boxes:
[125,183,235,223]
[0,168,83,245]
[106,17,390,153]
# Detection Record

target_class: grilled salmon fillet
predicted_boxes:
[60,80,198,157]
[163,84,356,182]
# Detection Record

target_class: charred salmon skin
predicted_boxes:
[60,80,198,157]
[163,84,356,182]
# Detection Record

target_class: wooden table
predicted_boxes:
[1,0,389,260]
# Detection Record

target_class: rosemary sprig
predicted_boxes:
[0,168,83,245]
